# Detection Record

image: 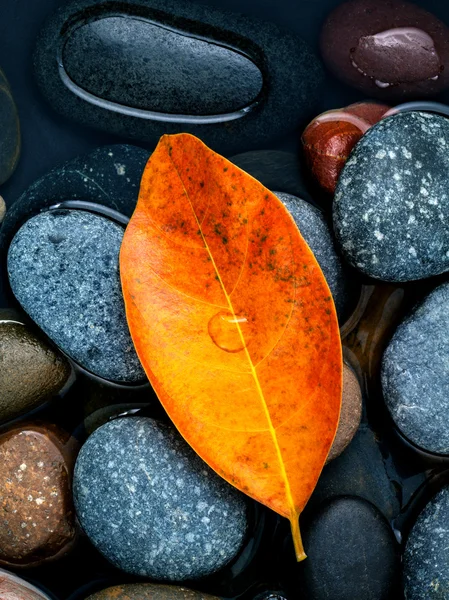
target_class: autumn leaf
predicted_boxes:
[120,133,342,560]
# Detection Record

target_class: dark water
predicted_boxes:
[2,0,449,599]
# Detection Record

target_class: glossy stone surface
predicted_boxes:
[7,210,145,383]
[0,319,71,423]
[87,583,220,600]
[63,17,263,116]
[74,417,248,580]
[0,568,52,600]
[404,486,449,600]
[382,282,449,454]
[298,496,399,600]
[320,0,449,99]
[333,112,449,282]
[275,192,349,319]
[0,424,76,568]
[0,67,20,186]
[33,0,323,152]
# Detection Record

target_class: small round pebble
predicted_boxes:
[7,209,145,383]
[275,192,349,318]
[334,111,449,282]
[0,424,76,567]
[0,320,70,424]
[0,196,6,224]
[73,417,248,581]
[87,583,220,600]
[404,486,449,599]
[327,363,362,462]
[382,281,449,454]
[298,496,398,600]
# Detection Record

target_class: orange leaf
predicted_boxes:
[120,133,342,560]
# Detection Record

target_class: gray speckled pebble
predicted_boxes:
[7,210,145,383]
[275,192,348,319]
[73,417,248,580]
[334,111,449,282]
[404,486,449,599]
[382,282,449,454]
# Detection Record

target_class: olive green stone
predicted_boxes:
[87,584,220,600]
[0,68,20,185]
[0,320,71,422]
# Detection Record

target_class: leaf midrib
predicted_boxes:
[166,142,297,519]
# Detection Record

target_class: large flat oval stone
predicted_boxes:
[7,210,145,383]
[33,0,323,152]
[63,16,263,116]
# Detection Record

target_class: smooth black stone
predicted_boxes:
[0,67,20,186]
[404,485,449,600]
[309,423,401,521]
[63,17,263,116]
[33,0,323,153]
[0,144,150,295]
[333,111,449,282]
[73,417,248,580]
[382,281,449,454]
[298,496,399,600]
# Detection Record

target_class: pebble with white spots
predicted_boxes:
[333,111,449,281]
[73,417,248,581]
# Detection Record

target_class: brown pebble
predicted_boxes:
[87,583,220,600]
[0,567,51,599]
[327,363,362,462]
[0,320,71,424]
[0,196,5,224]
[0,424,77,568]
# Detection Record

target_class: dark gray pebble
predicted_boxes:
[298,496,399,600]
[73,417,248,580]
[334,112,449,281]
[382,282,449,454]
[7,210,145,383]
[404,486,449,600]
[33,0,323,153]
[276,192,349,319]
[0,67,20,186]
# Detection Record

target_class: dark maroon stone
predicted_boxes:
[321,0,449,99]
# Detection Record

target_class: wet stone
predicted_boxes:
[404,486,449,600]
[382,281,449,454]
[333,112,449,282]
[0,67,20,185]
[7,209,145,383]
[33,0,323,153]
[73,416,248,580]
[0,424,76,568]
[298,496,399,600]
[320,0,449,99]
[87,583,220,600]
[0,320,71,424]
[0,567,52,600]
[275,192,349,319]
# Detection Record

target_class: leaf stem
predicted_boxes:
[290,515,307,562]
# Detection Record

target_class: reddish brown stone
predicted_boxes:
[0,424,77,568]
[302,102,389,193]
[87,583,220,600]
[320,0,449,99]
[0,568,51,599]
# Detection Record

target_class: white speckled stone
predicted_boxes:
[7,209,145,383]
[382,282,449,454]
[334,111,449,282]
[275,192,349,319]
[404,486,449,599]
[73,417,248,581]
